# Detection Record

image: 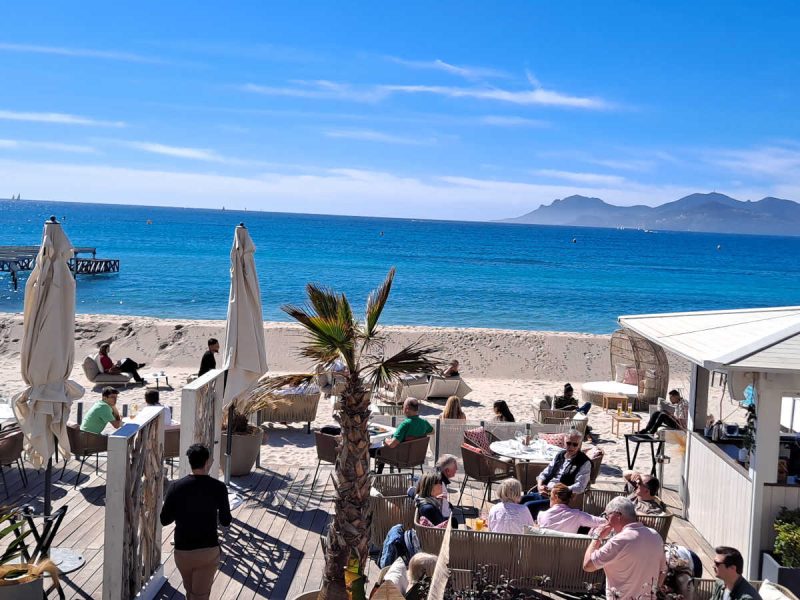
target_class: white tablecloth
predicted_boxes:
[490,439,561,462]
[369,424,396,448]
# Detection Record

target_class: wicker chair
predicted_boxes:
[259,390,321,433]
[458,443,514,510]
[639,512,674,540]
[582,487,673,539]
[589,453,603,484]
[515,461,546,492]
[164,427,180,477]
[0,427,27,497]
[61,423,108,487]
[369,473,415,548]
[374,436,429,475]
[311,431,338,487]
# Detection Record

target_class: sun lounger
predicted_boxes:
[426,376,471,399]
[81,356,133,386]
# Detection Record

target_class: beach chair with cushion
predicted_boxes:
[458,443,514,509]
[60,423,108,487]
[259,387,322,433]
[373,436,429,476]
[0,426,28,497]
[426,376,472,400]
[81,355,132,386]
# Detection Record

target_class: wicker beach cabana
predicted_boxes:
[581,328,670,411]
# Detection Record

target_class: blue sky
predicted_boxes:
[1,1,800,220]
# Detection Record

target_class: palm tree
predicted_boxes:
[241,268,440,599]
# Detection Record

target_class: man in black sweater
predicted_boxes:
[198,338,220,377]
[161,444,231,600]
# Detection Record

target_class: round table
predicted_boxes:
[489,439,562,463]
[368,424,396,448]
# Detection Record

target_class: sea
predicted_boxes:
[1,199,799,334]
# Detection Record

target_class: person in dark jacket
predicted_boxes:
[710,546,761,600]
[198,338,220,377]
[414,471,450,526]
[519,429,591,518]
[161,444,231,600]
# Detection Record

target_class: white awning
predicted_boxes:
[618,306,800,373]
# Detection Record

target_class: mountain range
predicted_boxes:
[500,192,800,236]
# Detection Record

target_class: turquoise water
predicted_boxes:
[1,199,799,334]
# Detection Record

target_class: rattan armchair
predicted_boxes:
[369,473,415,548]
[458,443,514,510]
[514,461,546,492]
[0,426,27,497]
[61,423,108,487]
[374,436,429,475]
[164,427,180,477]
[311,431,339,487]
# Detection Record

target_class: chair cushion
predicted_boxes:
[464,427,492,453]
[614,363,630,383]
[623,367,639,385]
[539,433,566,448]
[759,580,789,600]
[82,356,100,380]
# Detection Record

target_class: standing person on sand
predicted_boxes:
[198,338,220,377]
[161,444,231,600]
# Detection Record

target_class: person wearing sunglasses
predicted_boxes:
[519,429,591,518]
[710,547,761,600]
[583,497,666,600]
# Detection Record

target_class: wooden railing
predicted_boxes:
[180,368,225,478]
[103,406,166,600]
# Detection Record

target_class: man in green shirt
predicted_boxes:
[81,387,123,434]
[375,397,433,473]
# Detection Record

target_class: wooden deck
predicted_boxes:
[0,447,717,599]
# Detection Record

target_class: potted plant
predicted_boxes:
[739,405,757,464]
[0,506,59,599]
[762,507,800,595]
[220,408,265,477]
[247,269,439,600]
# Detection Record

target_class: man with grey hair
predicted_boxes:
[583,497,665,600]
[435,454,458,518]
[520,429,591,518]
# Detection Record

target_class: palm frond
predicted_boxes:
[307,283,344,321]
[363,268,395,340]
[363,340,442,391]
[283,305,355,357]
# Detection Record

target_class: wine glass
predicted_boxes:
[515,430,525,451]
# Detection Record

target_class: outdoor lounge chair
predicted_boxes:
[369,473,415,548]
[0,426,28,497]
[426,375,472,400]
[260,388,322,433]
[81,355,133,386]
[164,427,180,477]
[458,443,514,509]
[61,423,108,487]
[373,436,429,475]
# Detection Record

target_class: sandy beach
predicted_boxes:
[0,311,743,480]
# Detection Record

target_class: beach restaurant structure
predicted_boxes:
[619,306,800,577]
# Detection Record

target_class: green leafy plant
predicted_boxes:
[774,506,800,567]
[411,565,551,599]
[0,506,32,569]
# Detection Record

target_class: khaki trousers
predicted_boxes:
[174,546,220,600]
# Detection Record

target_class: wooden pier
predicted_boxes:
[0,245,120,289]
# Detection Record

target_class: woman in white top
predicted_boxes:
[537,483,606,534]
[488,478,534,534]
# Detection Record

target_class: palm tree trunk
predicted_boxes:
[319,382,372,600]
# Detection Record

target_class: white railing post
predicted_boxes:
[103,406,166,600]
[180,368,226,478]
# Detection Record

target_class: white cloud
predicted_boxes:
[240,79,610,109]
[0,109,126,128]
[0,138,95,153]
[386,56,507,80]
[0,42,165,64]
[480,115,549,128]
[708,145,800,179]
[324,129,436,145]
[120,141,224,162]
[532,169,628,186]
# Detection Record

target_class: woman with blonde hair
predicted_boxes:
[440,395,466,420]
[487,478,534,534]
[537,483,606,534]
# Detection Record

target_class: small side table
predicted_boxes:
[603,393,628,413]
[149,373,171,389]
[612,414,641,436]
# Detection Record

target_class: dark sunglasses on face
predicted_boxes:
[566,441,581,447]
[714,560,728,568]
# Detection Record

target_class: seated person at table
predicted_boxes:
[144,389,176,426]
[520,429,591,518]
[440,395,466,420]
[488,478,534,534]
[442,359,460,377]
[493,400,515,422]
[374,397,433,474]
[641,389,688,434]
[197,337,219,377]
[538,483,607,534]
[97,342,146,384]
[81,387,123,434]
[414,471,451,527]
[624,471,668,514]
[553,383,592,415]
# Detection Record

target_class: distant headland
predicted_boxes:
[500,192,800,236]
